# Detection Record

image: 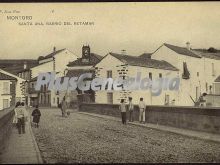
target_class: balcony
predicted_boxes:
[28,87,39,94]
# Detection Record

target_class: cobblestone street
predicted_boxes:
[32,108,220,163]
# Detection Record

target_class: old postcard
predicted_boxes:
[0,2,220,164]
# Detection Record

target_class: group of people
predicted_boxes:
[13,102,41,135]
[13,95,68,136]
[119,97,146,125]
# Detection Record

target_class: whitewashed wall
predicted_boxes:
[55,49,78,74]
[0,80,12,110]
[95,54,179,105]
[31,61,53,78]
[151,45,220,106]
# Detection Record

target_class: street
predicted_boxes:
[32,108,220,163]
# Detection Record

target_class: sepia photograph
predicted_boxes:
[0,2,220,164]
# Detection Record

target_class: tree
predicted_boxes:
[208,47,217,53]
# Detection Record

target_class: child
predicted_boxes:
[32,105,41,128]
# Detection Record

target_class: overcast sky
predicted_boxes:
[1,2,220,59]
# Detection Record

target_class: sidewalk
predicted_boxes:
[78,111,220,144]
[0,110,43,164]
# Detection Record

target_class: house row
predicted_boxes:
[4,42,220,108]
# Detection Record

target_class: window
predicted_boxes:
[107,92,113,104]
[209,85,212,94]
[3,82,10,94]
[182,62,190,79]
[159,73,162,78]
[3,99,9,109]
[165,94,169,105]
[107,70,112,78]
[197,72,199,77]
[149,72,152,80]
[48,94,50,104]
[206,83,208,92]
[196,86,199,100]
[212,63,215,76]
[44,84,47,92]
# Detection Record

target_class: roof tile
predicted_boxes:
[110,53,178,71]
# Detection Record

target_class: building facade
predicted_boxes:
[0,72,17,110]
[65,45,103,106]
[94,52,179,105]
[150,43,220,106]
[0,69,25,104]
[20,47,79,107]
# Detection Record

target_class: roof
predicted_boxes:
[164,43,201,58]
[66,69,95,78]
[139,53,152,59]
[163,43,220,60]
[109,53,178,71]
[0,59,38,74]
[38,49,66,61]
[0,72,17,80]
[214,75,220,82]
[192,50,220,60]
[67,53,103,67]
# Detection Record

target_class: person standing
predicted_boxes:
[13,102,20,127]
[128,97,134,122]
[31,105,41,128]
[138,98,146,124]
[14,102,28,134]
[61,96,68,117]
[119,99,127,125]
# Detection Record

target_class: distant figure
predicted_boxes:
[138,98,146,124]
[32,105,41,128]
[61,96,68,117]
[119,99,127,125]
[128,97,134,122]
[14,102,28,134]
[13,101,20,127]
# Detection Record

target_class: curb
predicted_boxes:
[28,110,43,164]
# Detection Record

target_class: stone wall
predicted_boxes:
[79,103,220,134]
[0,107,14,154]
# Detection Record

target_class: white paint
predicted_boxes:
[151,44,220,105]
[95,53,179,105]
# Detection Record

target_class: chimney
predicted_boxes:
[23,61,27,69]
[53,46,56,52]
[186,42,191,50]
[121,49,126,55]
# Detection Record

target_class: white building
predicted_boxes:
[31,47,78,78]
[0,69,25,110]
[150,43,220,106]
[95,52,179,105]
[65,45,103,105]
[29,47,79,107]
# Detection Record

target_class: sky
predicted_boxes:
[1,2,220,59]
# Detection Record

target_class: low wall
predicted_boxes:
[79,103,220,134]
[0,107,15,153]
